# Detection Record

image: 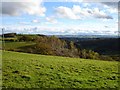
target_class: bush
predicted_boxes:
[79,49,100,60]
[100,55,114,61]
[18,35,34,42]
[35,43,54,55]
[33,36,79,57]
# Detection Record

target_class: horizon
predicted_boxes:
[1,32,119,37]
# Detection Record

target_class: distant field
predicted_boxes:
[2,51,119,88]
[2,41,35,50]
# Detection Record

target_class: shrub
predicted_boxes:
[18,35,34,42]
[33,36,79,57]
[35,43,54,55]
[100,55,113,61]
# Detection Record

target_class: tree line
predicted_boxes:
[17,35,109,61]
[3,34,119,61]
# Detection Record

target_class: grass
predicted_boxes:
[2,41,35,50]
[2,51,119,89]
[0,50,2,88]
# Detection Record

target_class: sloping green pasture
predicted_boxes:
[2,51,119,89]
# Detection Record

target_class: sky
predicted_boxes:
[0,0,119,35]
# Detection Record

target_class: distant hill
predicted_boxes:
[60,37,120,55]
[56,35,119,38]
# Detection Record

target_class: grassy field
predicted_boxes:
[2,41,35,50]
[2,51,119,89]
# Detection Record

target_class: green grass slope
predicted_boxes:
[2,51,119,89]
[3,42,35,50]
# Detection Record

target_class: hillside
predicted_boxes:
[2,34,119,61]
[60,37,120,55]
[2,51,119,89]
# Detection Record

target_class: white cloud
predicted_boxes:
[55,6,81,20]
[107,7,117,14]
[102,2,118,9]
[92,8,113,19]
[2,22,118,35]
[102,3,118,14]
[46,17,58,24]
[19,22,30,25]
[102,2,118,14]
[55,5,113,20]
[83,3,90,7]
[110,8,117,13]
[72,5,92,17]
[32,19,39,23]
[1,0,46,16]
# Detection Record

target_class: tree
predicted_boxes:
[81,49,87,59]
[35,42,54,55]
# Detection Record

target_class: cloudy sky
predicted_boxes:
[0,0,119,35]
